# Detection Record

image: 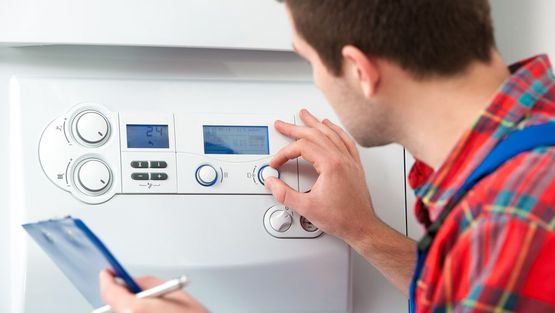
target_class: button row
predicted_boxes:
[131,161,167,169]
[131,173,168,180]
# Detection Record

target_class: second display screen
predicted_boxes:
[203,125,269,155]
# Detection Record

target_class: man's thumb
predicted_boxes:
[265,177,305,210]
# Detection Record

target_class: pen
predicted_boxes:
[92,275,189,313]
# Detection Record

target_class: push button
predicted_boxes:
[150,161,167,168]
[150,173,168,180]
[131,173,149,180]
[131,161,149,168]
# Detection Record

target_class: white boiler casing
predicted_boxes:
[9,76,351,313]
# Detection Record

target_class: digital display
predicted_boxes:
[127,125,169,148]
[203,125,269,155]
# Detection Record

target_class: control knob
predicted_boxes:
[258,165,280,185]
[269,210,293,232]
[196,164,219,187]
[76,159,111,193]
[74,111,110,145]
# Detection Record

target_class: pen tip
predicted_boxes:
[179,275,189,286]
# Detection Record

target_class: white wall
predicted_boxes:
[491,0,555,63]
[0,51,9,313]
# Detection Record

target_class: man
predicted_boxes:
[100,0,555,312]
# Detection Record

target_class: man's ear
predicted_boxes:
[342,45,380,98]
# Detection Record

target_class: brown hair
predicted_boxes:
[281,0,496,78]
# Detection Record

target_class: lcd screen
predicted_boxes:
[127,124,169,148]
[203,125,269,155]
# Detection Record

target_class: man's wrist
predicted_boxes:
[340,205,417,295]
[343,209,383,254]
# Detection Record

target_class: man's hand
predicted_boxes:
[265,109,376,245]
[99,270,209,313]
[265,109,416,295]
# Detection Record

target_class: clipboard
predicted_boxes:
[23,216,142,308]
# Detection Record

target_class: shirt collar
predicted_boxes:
[412,54,555,222]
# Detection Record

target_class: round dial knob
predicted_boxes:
[196,164,218,187]
[269,210,293,232]
[77,159,111,193]
[75,111,109,145]
[258,165,280,185]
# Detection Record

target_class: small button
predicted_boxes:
[150,161,167,168]
[131,161,149,168]
[150,173,168,180]
[131,173,149,180]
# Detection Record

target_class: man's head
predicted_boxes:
[280,0,496,147]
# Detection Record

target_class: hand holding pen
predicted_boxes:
[97,270,209,313]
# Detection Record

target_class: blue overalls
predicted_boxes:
[408,123,555,313]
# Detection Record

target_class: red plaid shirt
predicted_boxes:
[409,55,555,312]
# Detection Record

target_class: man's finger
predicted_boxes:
[99,270,136,312]
[322,119,361,162]
[274,120,337,152]
[299,109,351,155]
[135,276,165,289]
[265,177,308,212]
[270,139,322,170]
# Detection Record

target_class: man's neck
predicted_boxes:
[390,51,511,169]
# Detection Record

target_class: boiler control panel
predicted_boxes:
[39,103,321,238]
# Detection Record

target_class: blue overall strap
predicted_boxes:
[409,122,555,313]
